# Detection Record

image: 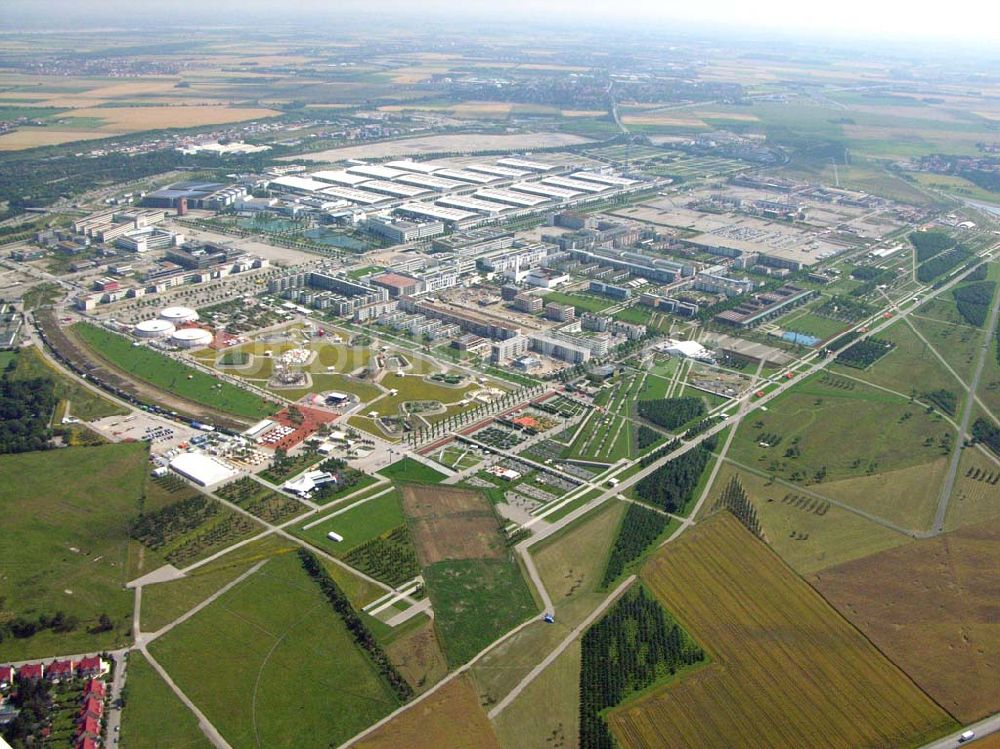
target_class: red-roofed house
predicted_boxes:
[0,665,13,688]
[17,663,43,681]
[77,736,99,749]
[76,656,104,678]
[80,697,103,719]
[83,679,105,698]
[46,659,75,681]
[78,715,100,739]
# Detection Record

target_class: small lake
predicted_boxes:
[782,331,821,347]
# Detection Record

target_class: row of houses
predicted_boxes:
[0,656,107,686]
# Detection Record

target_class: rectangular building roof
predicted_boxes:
[357,179,429,198]
[542,176,608,193]
[319,185,389,205]
[510,182,580,199]
[434,169,500,185]
[437,195,510,215]
[395,173,467,192]
[169,452,238,487]
[385,160,441,174]
[497,157,556,171]
[465,164,530,178]
[309,170,371,186]
[372,271,420,289]
[346,164,409,180]
[269,175,331,193]
[474,188,549,208]
[397,202,477,223]
[570,171,638,187]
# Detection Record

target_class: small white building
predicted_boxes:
[661,339,715,363]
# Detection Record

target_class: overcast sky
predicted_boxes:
[2,0,997,44]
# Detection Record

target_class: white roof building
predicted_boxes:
[283,470,336,496]
[661,339,715,362]
[169,452,238,487]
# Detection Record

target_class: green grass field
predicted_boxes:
[148,553,402,748]
[379,457,447,484]
[294,489,404,555]
[541,291,615,314]
[424,557,538,668]
[7,346,127,421]
[119,651,212,749]
[728,372,955,486]
[72,323,276,420]
[370,371,479,419]
[0,444,148,660]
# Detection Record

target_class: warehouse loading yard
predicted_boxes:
[1,11,1000,749]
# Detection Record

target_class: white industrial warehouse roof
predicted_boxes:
[510,182,580,199]
[385,160,441,174]
[309,170,371,186]
[169,452,238,487]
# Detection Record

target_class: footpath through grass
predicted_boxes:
[118,651,212,749]
[72,322,276,420]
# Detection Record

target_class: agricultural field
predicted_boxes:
[72,323,276,421]
[401,484,537,667]
[118,651,212,749]
[811,519,1000,723]
[728,372,955,486]
[0,443,148,660]
[352,675,499,749]
[607,514,956,749]
[382,618,448,695]
[148,553,403,748]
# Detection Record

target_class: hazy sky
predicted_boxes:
[2,0,998,43]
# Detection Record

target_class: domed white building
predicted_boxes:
[133,319,176,339]
[159,306,199,325]
[170,327,213,349]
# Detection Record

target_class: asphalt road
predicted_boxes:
[923,714,1000,749]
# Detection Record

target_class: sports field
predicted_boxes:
[607,514,956,749]
[0,444,148,660]
[148,553,402,748]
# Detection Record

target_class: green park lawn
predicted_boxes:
[148,553,402,748]
[118,651,212,749]
[72,322,276,420]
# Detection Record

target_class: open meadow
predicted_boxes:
[0,444,148,660]
[118,651,213,749]
[607,514,956,749]
[148,553,402,748]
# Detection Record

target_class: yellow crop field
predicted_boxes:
[607,513,956,749]
[66,105,280,131]
[0,129,112,151]
[620,113,706,127]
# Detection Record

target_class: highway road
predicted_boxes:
[923,714,1000,749]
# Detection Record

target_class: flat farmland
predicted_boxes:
[351,675,499,749]
[943,448,1000,531]
[283,132,592,162]
[59,105,280,131]
[811,520,1000,723]
[403,486,537,667]
[401,484,505,565]
[607,514,956,749]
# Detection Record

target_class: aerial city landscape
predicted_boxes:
[0,1,998,747]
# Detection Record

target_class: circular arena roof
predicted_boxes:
[160,306,199,324]
[133,319,176,337]
[170,327,214,348]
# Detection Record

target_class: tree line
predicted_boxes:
[917,245,973,283]
[601,504,669,588]
[637,396,706,431]
[953,281,997,327]
[971,417,1000,457]
[835,336,895,369]
[909,229,955,262]
[0,375,56,454]
[635,442,713,514]
[297,548,413,702]
[579,586,705,749]
[713,477,762,538]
